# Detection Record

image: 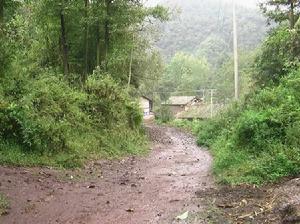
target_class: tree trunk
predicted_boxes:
[104,0,111,71]
[290,1,295,29]
[127,45,133,89]
[84,0,89,80]
[0,0,4,26]
[60,6,69,76]
[96,20,101,67]
[127,33,134,89]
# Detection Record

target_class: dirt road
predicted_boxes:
[0,125,214,224]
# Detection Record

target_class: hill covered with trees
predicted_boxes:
[150,0,267,59]
[146,0,269,102]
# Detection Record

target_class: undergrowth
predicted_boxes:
[0,69,147,168]
[172,70,300,185]
[0,193,9,216]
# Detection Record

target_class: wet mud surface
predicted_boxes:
[0,125,214,224]
[195,176,300,224]
[1,125,299,224]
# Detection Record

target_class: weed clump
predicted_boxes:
[0,193,9,216]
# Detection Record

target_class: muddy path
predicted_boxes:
[0,125,214,224]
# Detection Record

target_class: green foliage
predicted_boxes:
[170,119,202,134]
[85,70,143,129]
[0,0,165,168]
[158,47,257,102]
[0,68,146,168]
[194,70,300,184]
[197,119,224,147]
[1,71,87,152]
[159,52,211,93]
[212,50,256,99]
[286,121,300,147]
[155,0,267,59]
[155,106,173,123]
[0,193,9,216]
[254,25,300,87]
[196,35,229,68]
[260,0,299,28]
[196,102,243,146]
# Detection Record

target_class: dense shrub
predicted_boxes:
[195,70,300,184]
[197,102,244,146]
[254,25,300,87]
[0,69,145,167]
[0,72,88,152]
[84,70,142,129]
[155,105,173,123]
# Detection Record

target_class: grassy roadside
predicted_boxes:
[0,128,148,169]
[170,100,300,185]
[0,72,148,169]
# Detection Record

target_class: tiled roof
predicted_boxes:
[163,96,196,105]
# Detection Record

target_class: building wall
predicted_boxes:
[140,97,151,116]
[168,105,185,117]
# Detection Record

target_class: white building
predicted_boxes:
[139,96,154,121]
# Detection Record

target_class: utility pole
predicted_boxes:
[0,0,4,26]
[233,0,239,100]
[210,89,214,118]
[127,32,134,90]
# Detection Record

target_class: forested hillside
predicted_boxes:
[145,0,269,102]
[150,0,267,59]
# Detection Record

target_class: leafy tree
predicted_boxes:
[260,0,300,28]
[159,52,211,95]
[196,34,229,69]
[7,0,168,85]
[213,50,256,99]
[158,48,256,101]
[254,25,300,87]
[0,0,169,165]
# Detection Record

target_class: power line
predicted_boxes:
[153,89,217,94]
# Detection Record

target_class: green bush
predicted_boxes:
[0,69,146,168]
[196,102,243,146]
[195,69,300,184]
[84,70,142,129]
[233,110,283,151]
[286,121,300,147]
[197,119,224,147]
[155,105,173,123]
[170,119,201,133]
[254,25,300,87]
[0,193,9,216]
[0,72,88,152]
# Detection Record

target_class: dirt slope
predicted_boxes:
[0,125,213,224]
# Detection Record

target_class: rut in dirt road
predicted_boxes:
[0,125,214,224]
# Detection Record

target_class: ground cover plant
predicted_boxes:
[0,193,9,216]
[178,70,300,185]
